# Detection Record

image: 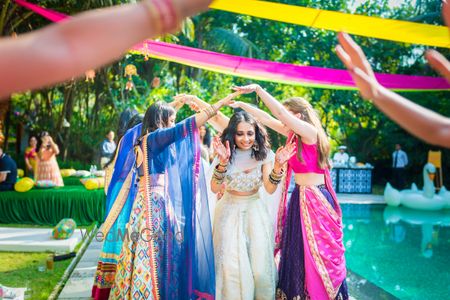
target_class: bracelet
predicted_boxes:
[213,171,225,182]
[268,173,281,185]
[214,167,227,174]
[270,173,283,181]
[270,168,284,180]
[218,161,228,168]
[164,0,179,31]
[213,176,224,185]
[213,175,225,182]
[156,0,177,32]
[142,0,178,33]
[142,0,162,33]
[203,105,217,119]
[213,174,225,182]
[213,167,226,179]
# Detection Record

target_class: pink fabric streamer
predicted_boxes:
[14,0,450,91]
[14,0,68,22]
[134,40,450,90]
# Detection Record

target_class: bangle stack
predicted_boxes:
[213,163,227,184]
[269,168,284,185]
[142,0,179,33]
[203,105,218,119]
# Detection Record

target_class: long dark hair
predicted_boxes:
[104,113,144,169]
[36,131,50,152]
[200,125,212,148]
[141,101,176,137]
[28,135,37,148]
[117,108,139,138]
[221,111,270,163]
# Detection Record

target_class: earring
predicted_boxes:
[252,142,259,151]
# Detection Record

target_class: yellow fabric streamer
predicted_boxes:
[210,0,450,48]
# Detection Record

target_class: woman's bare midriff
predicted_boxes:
[294,173,325,186]
[226,189,259,196]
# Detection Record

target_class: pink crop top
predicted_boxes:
[288,137,325,174]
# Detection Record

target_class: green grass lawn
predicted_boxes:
[0,252,73,299]
[0,223,96,299]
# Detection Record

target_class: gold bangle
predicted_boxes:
[203,105,216,119]
[214,167,227,175]
[208,105,216,117]
[219,161,228,168]
[163,0,179,31]
[270,168,284,180]
[142,0,163,33]
[153,0,171,31]
[213,171,225,180]
[269,174,281,185]
[213,177,224,185]
[142,0,179,33]
[211,103,220,115]
[202,108,211,119]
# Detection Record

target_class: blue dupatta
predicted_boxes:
[143,116,215,299]
[99,123,142,264]
[98,117,215,299]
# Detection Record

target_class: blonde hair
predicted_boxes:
[283,97,330,169]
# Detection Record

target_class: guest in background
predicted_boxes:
[0,147,17,191]
[392,143,408,189]
[199,125,213,163]
[35,132,64,186]
[333,145,349,167]
[100,130,116,169]
[24,136,38,177]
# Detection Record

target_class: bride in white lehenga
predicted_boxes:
[211,111,294,300]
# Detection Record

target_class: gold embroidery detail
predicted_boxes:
[142,136,160,300]
[300,186,340,299]
[309,186,340,221]
[276,288,287,300]
[99,252,119,260]
[100,171,133,236]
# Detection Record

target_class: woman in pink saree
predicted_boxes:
[232,84,348,300]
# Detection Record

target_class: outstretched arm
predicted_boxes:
[426,0,450,83]
[336,30,450,148]
[174,93,240,132]
[233,84,318,143]
[0,0,212,99]
[230,101,289,136]
[187,94,230,132]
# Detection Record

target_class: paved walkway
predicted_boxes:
[58,237,102,300]
[58,193,386,299]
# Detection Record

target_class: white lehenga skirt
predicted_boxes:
[213,191,277,300]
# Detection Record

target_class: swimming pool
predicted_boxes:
[342,204,450,300]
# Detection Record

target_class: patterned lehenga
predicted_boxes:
[92,117,215,300]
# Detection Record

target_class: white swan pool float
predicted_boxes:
[384,163,450,211]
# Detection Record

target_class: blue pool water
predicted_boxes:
[342,204,450,299]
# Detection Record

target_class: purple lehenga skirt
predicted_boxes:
[276,185,349,300]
